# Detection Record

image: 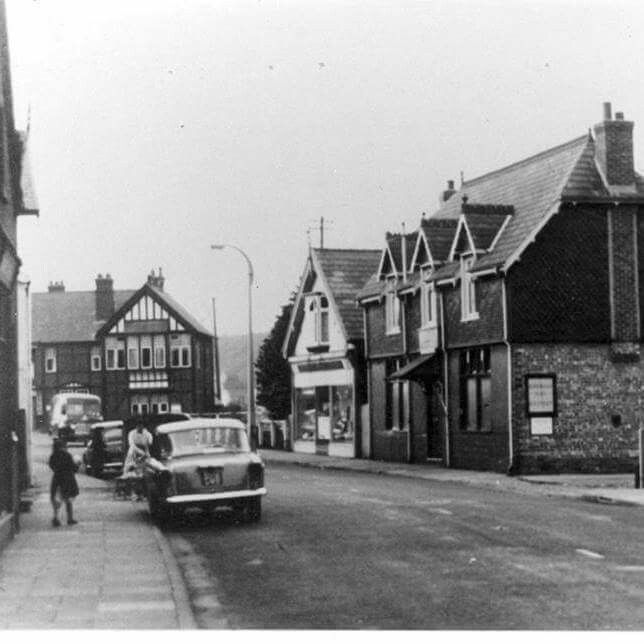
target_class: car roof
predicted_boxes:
[157,417,247,434]
[91,421,123,429]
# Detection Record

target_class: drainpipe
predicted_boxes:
[501,276,514,474]
[440,289,450,467]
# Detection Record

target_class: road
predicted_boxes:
[165,463,644,629]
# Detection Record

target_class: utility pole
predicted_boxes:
[211,298,222,406]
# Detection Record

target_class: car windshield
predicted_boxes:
[66,399,101,419]
[166,426,250,456]
[103,429,122,442]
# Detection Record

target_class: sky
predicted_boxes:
[6,0,644,335]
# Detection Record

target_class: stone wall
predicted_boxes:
[512,343,640,473]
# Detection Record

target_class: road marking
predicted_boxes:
[245,558,263,566]
[575,549,604,560]
[614,565,644,572]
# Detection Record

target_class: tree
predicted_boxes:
[255,295,294,419]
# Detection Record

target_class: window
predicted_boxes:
[140,335,152,369]
[105,338,125,370]
[169,334,191,368]
[127,336,139,370]
[45,347,57,373]
[154,335,166,368]
[385,279,401,334]
[460,255,478,321]
[420,280,437,328]
[90,346,101,372]
[459,347,491,432]
[526,374,556,436]
[307,294,330,345]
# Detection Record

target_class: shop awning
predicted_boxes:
[388,353,438,381]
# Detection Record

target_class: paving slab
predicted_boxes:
[0,431,197,630]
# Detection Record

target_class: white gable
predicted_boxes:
[107,293,185,334]
[293,274,346,356]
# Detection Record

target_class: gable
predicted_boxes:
[449,217,475,260]
[411,230,432,269]
[105,292,186,335]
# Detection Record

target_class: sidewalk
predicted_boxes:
[0,432,195,629]
[260,448,644,507]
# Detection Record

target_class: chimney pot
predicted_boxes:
[615,111,624,121]
[603,102,612,120]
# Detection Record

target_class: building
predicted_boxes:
[0,0,39,549]
[283,247,381,457]
[32,270,215,423]
[360,103,644,474]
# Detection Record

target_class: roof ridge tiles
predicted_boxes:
[463,134,589,188]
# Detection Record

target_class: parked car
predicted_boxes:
[143,417,266,523]
[123,413,191,458]
[83,421,126,477]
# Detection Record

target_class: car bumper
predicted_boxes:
[165,487,267,505]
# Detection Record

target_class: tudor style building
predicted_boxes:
[283,247,381,458]
[32,270,215,422]
[360,103,644,474]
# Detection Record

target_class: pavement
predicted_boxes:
[0,431,195,630]
[259,447,644,507]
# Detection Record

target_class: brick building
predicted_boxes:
[283,247,381,458]
[359,103,644,474]
[32,270,215,423]
[0,0,39,548]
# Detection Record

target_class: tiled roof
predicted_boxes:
[426,134,612,271]
[313,248,382,339]
[420,218,459,263]
[355,273,383,301]
[385,232,417,274]
[464,212,508,251]
[32,290,136,343]
[147,285,212,336]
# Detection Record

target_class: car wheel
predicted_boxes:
[245,497,261,523]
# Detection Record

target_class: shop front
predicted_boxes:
[291,359,356,458]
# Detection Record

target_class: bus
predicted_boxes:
[48,392,103,444]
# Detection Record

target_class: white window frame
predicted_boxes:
[90,347,101,372]
[169,334,191,368]
[460,255,479,321]
[45,347,57,373]
[140,335,152,370]
[127,336,140,370]
[153,335,166,368]
[105,338,126,371]
[420,279,437,329]
[385,278,401,335]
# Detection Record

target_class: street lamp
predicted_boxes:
[210,244,256,446]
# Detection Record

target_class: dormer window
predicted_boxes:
[460,255,478,321]
[420,271,437,328]
[385,278,401,335]
[308,294,330,345]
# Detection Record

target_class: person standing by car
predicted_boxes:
[49,438,79,527]
[89,427,107,478]
[123,420,154,472]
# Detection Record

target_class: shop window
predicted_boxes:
[45,347,57,373]
[459,347,491,432]
[526,374,556,436]
[295,388,316,441]
[460,255,478,321]
[331,385,353,442]
[385,279,401,334]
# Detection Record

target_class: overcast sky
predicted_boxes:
[7,0,644,335]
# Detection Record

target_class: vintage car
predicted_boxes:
[82,421,126,477]
[143,418,266,523]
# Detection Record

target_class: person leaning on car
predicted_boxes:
[123,421,153,474]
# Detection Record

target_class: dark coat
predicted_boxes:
[49,450,79,499]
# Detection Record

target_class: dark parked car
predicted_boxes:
[143,418,266,523]
[83,421,125,477]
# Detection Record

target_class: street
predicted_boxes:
[166,463,644,630]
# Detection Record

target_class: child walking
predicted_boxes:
[49,438,79,527]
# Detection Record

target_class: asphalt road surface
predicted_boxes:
[166,464,644,629]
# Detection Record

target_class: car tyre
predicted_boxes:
[245,497,261,522]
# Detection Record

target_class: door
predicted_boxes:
[427,381,445,460]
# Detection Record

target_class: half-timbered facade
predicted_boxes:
[360,103,644,474]
[32,270,215,423]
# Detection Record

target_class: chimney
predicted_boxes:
[593,102,635,187]
[147,267,165,291]
[95,273,114,320]
[440,179,456,205]
[48,281,65,293]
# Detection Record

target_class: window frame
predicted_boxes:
[459,347,492,433]
[90,347,101,372]
[45,347,57,373]
[460,255,479,322]
[420,278,437,329]
[525,373,557,436]
[385,278,401,335]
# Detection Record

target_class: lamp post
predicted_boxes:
[210,244,256,446]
